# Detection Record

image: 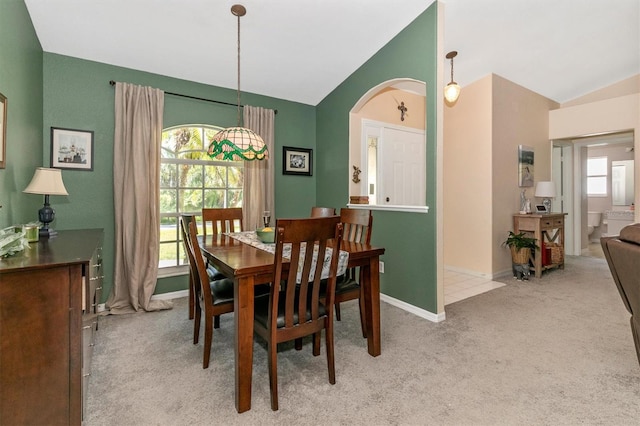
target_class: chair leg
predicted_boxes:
[312,331,321,356]
[193,302,201,344]
[358,291,367,339]
[326,319,336,384]
[203,315,213,369]
[188,273,195,320]
[294,338,303,350]
[335,303,342,321]
[268,341,279,411]
[214,315,221,329]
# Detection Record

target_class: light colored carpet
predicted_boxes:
[86,256,640,425]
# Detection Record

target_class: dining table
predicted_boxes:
[199,231,386,413]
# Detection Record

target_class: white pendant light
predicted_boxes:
[444,51,461,103]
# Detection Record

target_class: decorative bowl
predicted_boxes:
[256,227,275,243]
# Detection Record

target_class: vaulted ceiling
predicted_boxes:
[24,0,639,106]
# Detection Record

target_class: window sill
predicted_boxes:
[346,204,429,213]
[157,265,189,278]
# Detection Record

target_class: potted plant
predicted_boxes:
[502,231,538,265]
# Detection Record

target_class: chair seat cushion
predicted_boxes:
[254,291,327,329]
[210,278,234,306]
[206,264,227,281]
[335,275,360,295]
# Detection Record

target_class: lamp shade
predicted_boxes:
[23,167,69,195]
[208,127,268,161]
[444,82,461,103]
[534,181,556,198]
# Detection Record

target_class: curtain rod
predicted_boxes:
[108,80,277,114]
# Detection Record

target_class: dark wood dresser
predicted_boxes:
[0,229,103,425]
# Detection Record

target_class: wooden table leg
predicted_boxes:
[234,276,255,413]
[362,256,381,357]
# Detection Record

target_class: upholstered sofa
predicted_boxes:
[601,223,640,366]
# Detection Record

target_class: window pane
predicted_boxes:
[160,163,177,187]
[182,164,204,187]
[180,189,203,212]
[228,166,244,188]
[588,176,607,195]
[204,189,225,207]
[205,165,226,187]
[588,157,607,176]
[228,190,243,207]
[160,218,177,244]
[159,241,178,268]
[160,189,177,212]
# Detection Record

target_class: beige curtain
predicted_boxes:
[243,106,275,229]
[107,82,172,314]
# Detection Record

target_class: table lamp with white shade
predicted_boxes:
[23,167,69,237]
[535,181,556,214]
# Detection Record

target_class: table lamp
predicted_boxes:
[535,181,556,214]
[23,167,69,238]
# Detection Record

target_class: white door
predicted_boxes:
[379,127,426,206]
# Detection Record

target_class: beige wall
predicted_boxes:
[561,75,640,108]
[443,75,493,275]
[444,74,559,277]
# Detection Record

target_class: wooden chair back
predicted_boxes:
[202,207,243,237]
[180,214,198,320]
[310,206,337,217]
[185,221,213,317]
[253,216,344,410]
[340,208,373,244]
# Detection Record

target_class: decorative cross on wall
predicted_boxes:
[397,101,408,121]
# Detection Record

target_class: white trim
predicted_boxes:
[380,293,445,323]
[151,289,189,301]
[346,203,429,213]
[157,266,189,278]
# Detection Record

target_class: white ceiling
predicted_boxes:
[24,0,639,106]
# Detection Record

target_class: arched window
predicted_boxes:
[159,125,243,271]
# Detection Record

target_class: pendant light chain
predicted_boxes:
[236,11,242,127]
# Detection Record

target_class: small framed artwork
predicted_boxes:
[283,146,312,176]
[51,127,94,171]
[535,204,548,213]
[518,145,534,187]
[0,92,6,169]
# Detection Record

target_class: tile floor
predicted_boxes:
[444,269,506,305]
[445,243,606,306]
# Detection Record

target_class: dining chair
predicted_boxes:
[335,207,373,337]
[184,220,235,369]
[201,207,243,237]
[253,216,344,411]
[180,214,225,321]
[310,206,337,217]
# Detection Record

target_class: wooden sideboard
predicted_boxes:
[513,213,566,278]
[0,229,103,426]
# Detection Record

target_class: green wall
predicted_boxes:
[315,4,439,312]
[42,53,317,301]
[0,0,43,228]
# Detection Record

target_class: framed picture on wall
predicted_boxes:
[518,145,534,187]
[51,127,94,171]
[283,146,312,176]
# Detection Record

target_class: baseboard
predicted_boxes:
[151,289,189,301]
[380,293,445,323]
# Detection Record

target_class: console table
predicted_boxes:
[0,229,103,425]
[513,213,566,278]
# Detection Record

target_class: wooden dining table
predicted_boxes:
[199,233,385,413]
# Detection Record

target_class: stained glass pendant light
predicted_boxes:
[208,4,268,161]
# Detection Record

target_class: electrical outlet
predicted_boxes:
[379,261,385,273]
